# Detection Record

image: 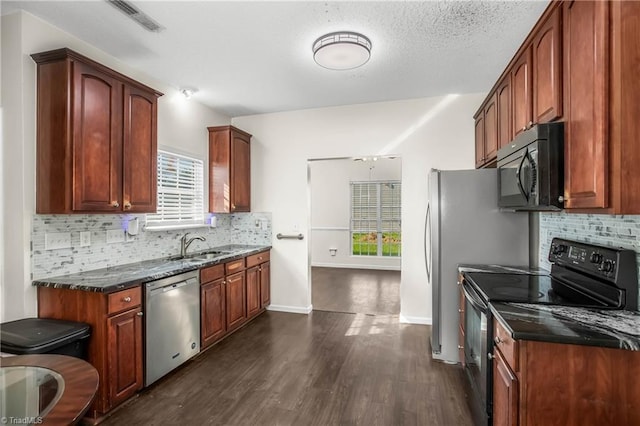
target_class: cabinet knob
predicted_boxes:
[528,121,533,128]
[458,309,464,313]
[231,203,236,210]
[136,312,144,317]
[488,353,495,360]
[457,345,464,350]
[124,201,132,210]
[123,296,132,303]
[222,280,226,284]
[522,126,526,132]
[494,336,503,345]
[112,201,120,208]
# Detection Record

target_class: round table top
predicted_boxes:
[0,354,99,425]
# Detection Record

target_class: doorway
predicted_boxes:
[308,156,402,315]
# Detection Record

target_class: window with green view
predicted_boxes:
[350,181,401,257]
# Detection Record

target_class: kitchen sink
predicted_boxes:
[170,250,227,262]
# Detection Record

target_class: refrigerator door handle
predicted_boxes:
[424,203,431,281]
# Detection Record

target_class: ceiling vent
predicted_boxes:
[106,0,165,32]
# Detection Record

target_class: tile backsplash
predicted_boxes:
[32,212,271,278]
[539,213,640,290]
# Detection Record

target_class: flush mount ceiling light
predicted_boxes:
[312,31,372,70]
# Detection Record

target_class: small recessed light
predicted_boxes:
[180,88,197,99]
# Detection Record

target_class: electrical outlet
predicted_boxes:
[106,229,125,244]
[80,231,91,247]
[45,232,71,250]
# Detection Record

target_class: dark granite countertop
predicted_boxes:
[458,263,549,275]
[32,244,271,293]
[490,302,640,351]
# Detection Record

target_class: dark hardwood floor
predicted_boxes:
[102,311,472,425]
[312,267,400,315]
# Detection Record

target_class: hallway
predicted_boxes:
[312,267,400,315]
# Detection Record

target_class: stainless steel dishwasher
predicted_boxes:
[144,270,200,386]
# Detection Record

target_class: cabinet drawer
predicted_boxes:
[108,287,142,315]
[246,251,270,268]
[494,319,518,372]
[201,263,225,284]
[225,258,246,275]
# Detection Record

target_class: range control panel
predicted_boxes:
[549,237,634,281]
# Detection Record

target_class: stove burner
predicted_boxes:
[492,287,544,299]
[484,276,523,285]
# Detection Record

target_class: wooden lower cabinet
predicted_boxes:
[200,277,227,348]
[107,307,143,407]
[226,271,247,331]
[37,286,143,420]
[246,266,261,318]
[493,350,518,426]
[493,318,640,425]
[260,261,271,308]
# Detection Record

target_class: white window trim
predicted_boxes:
[145,149,205,230]
[350,180,402,258]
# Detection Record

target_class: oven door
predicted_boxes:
[462,281,492,425]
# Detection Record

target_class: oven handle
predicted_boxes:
[462,282,488,313]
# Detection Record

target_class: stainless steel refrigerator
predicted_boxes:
[426,169,529,363]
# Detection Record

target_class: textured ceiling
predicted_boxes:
[2,1,550,117]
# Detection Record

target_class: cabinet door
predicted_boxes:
[533,6,563,124]
[493,350,519,426]
[474,115,485,168]
[123,85,157,213]
[260,261,271,308]
[108,307,143,407]
[201,278,226,348]
[72,61,123,211]
[497,76,512,150]
[484,93,498,163]
[246,266,261,318]
[230,130,251,212]
[563,0,609,209]
[226,271,246,331]
[511,46,533,139]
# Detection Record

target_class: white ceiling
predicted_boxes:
[2,0,550,117]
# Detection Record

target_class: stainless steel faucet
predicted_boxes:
[180,233,206,257]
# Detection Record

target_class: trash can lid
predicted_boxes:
[1,318,91,351]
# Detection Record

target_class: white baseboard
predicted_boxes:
[311,262,401,271]
[266,304,312,314]
[399,314,432,325]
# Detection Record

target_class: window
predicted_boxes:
[351,181,401,257]
[146,150,204,227]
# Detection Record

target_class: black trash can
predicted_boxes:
[1,318,91,360]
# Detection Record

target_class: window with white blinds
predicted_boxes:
[146,150,204,227]
[351,181,401,257]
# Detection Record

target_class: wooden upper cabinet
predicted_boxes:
[497,76,512,150]
[72,62,123,212]
[123,86,158,213]
[484,93,498,163]
[511,46,533,139]
[32,48,162,214]
[474,114,485,168]
[532,6,563,124]
[208,125,252,213]
[563,0,609,209]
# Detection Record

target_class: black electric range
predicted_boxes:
[465,238,638,310]
[460,238,638,426]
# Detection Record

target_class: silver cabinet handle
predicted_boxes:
[123,296,132,302]
[136,312,143,317]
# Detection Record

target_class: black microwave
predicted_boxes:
[497,122,564,211]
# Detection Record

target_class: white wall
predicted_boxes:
[310,157,401,270]
[233,93,484,321]
[0,11,230,321]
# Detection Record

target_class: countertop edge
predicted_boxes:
[32,245,271,294]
